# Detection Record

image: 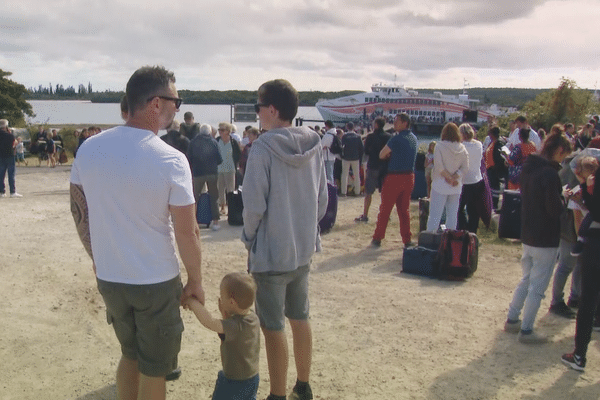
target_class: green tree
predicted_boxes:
[0,69,34,127]
[522,78,594,130]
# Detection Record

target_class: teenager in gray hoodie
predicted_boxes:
[241,79,327,400]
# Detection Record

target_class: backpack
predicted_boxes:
[329,133,342,155]
[437,230,479,280]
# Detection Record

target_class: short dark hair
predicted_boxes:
[515,115,527,124]
[374,117,386,130]
[257,79,298,123]
[184,111,194,120]
[488,126,500,139]
[346,122,354,130]
[396,112,411,128]
[518,128,530,143]
[325,120,334,129]
[126,65,176,117]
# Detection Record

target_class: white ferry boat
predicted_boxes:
[315,82,493,129]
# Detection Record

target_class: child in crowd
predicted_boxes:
[184,272,260,400]
[424,141,436,197]
[15,137,27,166]
[571,156,599,256]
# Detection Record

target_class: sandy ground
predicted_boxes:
[1,165,599,400]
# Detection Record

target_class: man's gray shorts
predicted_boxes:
[364,168,380,195]
[252,265,310,331]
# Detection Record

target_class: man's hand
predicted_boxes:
[181,278,204,307]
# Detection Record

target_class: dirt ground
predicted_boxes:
[1,165,599,400]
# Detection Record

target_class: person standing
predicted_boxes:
[0,119,22,198]
[507,115,541,150]
[187,123,223,231]
[355,117,391,222]
[484,127,508,210]
[340,123,364,196]
[426,123,469,232]
[242,79,327,400]
[70,66,204,400]
[161,120,190,155]
[504,132,572,344]
[320,120,337,183]
[216,122,241,215]
[179,111,200,141]
[457,123,485,233]
[371,113,418,247]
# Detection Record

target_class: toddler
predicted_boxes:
[15,137,27,166]
[571,156,599,256]
[185,272,260,400]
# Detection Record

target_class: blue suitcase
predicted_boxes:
[319,182,338,234]
[196,193,212,228]
[402,246,439,277]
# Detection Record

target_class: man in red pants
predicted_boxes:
[371,112,418,248]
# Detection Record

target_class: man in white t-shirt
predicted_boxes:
[321,120,337,182]
[508,115,541,150]
[70,66,204,400]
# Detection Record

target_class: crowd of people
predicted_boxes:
[3,63,600,399]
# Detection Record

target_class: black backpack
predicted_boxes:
[329,133,342,155]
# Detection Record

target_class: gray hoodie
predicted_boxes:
[241,126,328,273]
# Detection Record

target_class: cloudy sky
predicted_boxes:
[1,0,598,93]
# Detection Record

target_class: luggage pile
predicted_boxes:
[402,229,479,280]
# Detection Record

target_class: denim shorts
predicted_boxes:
[97,275,184,377]
[252,265,310,331]
[212,370,259,400]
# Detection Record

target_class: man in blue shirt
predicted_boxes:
[371,113,418,247]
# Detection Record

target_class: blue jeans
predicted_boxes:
[551,238,581,305]
[0,156,16,194]
[212,370,259,400]
[508,245,559,331]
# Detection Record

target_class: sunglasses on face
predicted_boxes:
[148,95,183,108]
[254,103,268,113]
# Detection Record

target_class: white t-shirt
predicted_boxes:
[70,126,195,285]
[508,127,540,150]
[321,129,336,161]
[462,140,483,184]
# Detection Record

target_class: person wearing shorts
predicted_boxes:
[242,79,328,400]
[70,66,204,400]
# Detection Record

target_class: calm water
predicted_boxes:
[27,100,324,130]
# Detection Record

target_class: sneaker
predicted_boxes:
[354,214,369,222]
[504,319,521,334]
[518,331,548,344]
[10,193,23,198]
[549,301,576,319]
[289,383,313,400]
[570,241,584,256]
[404,241,416,248]
[165,367,182,381]
[567,299,579,308]
[370,239,381,248]
[211,223,221,231]
[0,193,6,198]
[561,353,585,372]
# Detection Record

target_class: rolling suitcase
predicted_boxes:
[498,190,521,239]
[227,190,244,226]
[402,246,439,277]
[437,230,479,280]
[196,192,212,228]
[319,182,338,234]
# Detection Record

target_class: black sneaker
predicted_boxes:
[561,353,585,372]
[165,368,181,381]
[354,214,369,222]
[567,299,579,308]
[570,241,584,256]
[370,239,381,248]
[549,301,576,319]
[289,382,313,400]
